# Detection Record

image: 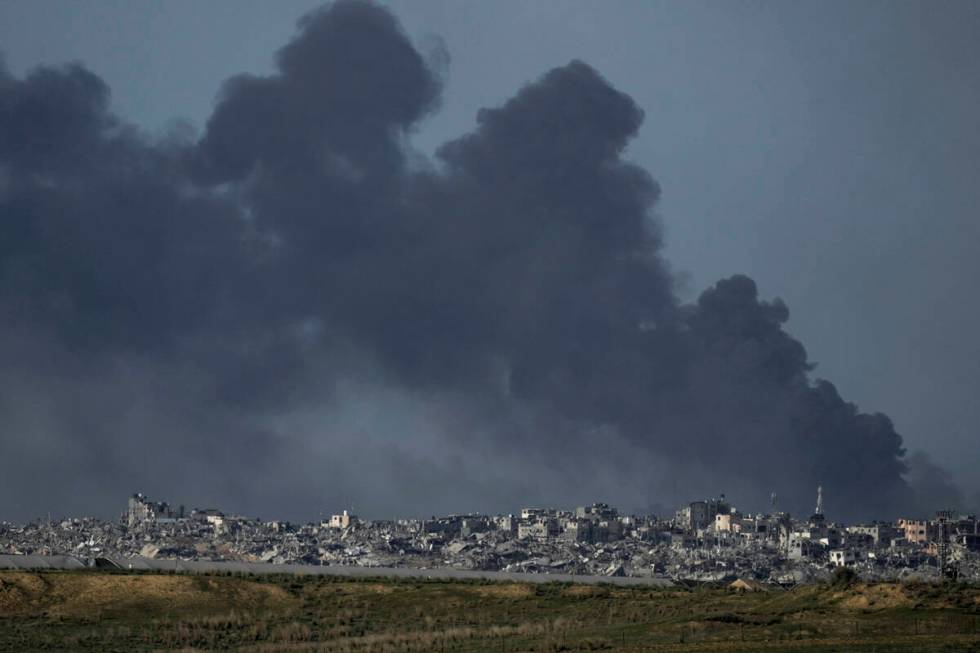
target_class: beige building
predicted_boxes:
[328,510,357,529]
[897,518,928,544]
[715,512,733,533]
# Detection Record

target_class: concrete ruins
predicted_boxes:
[2,491,978,584]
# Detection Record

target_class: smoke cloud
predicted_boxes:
[904,450,966,516]
[0,0,941,521]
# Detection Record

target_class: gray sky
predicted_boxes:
[1,0,978,517]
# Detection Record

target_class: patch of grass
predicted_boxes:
[0,570,978,651]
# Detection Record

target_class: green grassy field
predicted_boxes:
[1,570,979,652]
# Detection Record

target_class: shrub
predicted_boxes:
[831,566,858,589]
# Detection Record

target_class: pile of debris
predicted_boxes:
[3,494,977,585]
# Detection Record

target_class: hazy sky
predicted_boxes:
[1,0,978,519]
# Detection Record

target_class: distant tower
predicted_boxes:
[936,509,955,583]
[770,492,778,512]
[815,485,824,517]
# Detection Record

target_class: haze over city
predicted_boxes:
[1,0,978,523]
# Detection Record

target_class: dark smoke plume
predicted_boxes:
[0,0,930,521]
[904,450,966,516]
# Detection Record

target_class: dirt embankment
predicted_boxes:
[0,571,296,617]
[837,583,916,610]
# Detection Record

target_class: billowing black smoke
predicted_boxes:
[0,0,936,521]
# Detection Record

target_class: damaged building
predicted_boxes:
[2,490,978,585]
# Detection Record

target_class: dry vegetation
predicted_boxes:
[1,570,979,652]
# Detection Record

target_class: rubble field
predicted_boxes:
[4,495,978,586]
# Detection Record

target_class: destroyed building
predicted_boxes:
[326,510,357,529]
[686,496,731,532]
[125,493,183,528]
[2,491,978,585]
